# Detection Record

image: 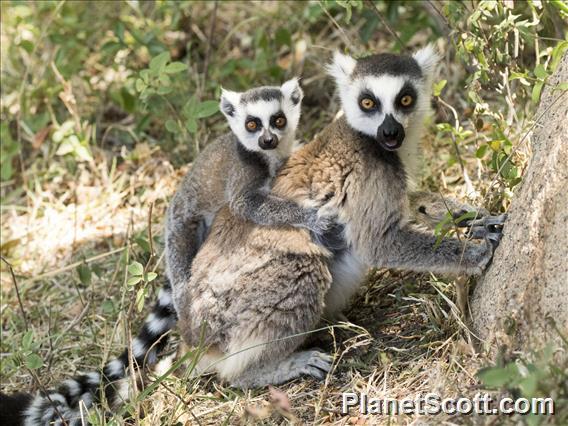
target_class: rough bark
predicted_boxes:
[470,52,568,352]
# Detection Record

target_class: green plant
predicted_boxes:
[477,343,568,425]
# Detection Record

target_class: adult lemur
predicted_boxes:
[174,46,504,388]
[4,79,330,425]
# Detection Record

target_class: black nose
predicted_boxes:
[382,127,399,139]
[376,114,405,151]
[258,130,279,150]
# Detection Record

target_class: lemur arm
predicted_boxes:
[226,163,325,232]
[364,219,493,276]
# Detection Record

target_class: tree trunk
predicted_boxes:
[470,52,568,353]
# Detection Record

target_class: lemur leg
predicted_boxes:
[165,213,210,312]
[229,350,333,389]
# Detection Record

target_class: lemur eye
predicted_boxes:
[360,97,375,110]
[400,95,414,107]
[246,120,258,132]
[274,116,287,128]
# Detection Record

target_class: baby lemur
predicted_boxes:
[9,79,330,426]
[175,46,505,388]
[166,77,330,314]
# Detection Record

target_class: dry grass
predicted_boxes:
[0,1,549,425]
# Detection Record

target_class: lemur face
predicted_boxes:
[220,78,303,155]
[328,46,439,151]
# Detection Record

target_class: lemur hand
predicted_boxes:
[464,213,507,249]
[306,210,335,236]
[468,216,507,275]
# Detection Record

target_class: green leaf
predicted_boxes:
[128,261,144,276]
[157,85,173,95]
[275,28,292,47]
[25,353,43,370]
[553,82,568,91]
[165,119,179,133]
[517,375,538,396]
[140,69,150,83]
[196,100,219,118]
[534,64,548,80]
[476,144,489,159]
[145,272,157,282]
[149,51,170,73]
[433,79,447,97]
[120,88,136,113]
[22,331,34,350]
[165,62,188,74]
[102,300,114,314]
[136,287,147,312]
[477,363,518,388]
[532,81,544,104]
[77,264,92,286]
[127,276,143,286]
[135,78,146,92]
[182,96,198,118]
[115,21,125,43]
[134,236,150,254]
[1,161,12,181]
[19,40,34,54]
[159,75,171,86]
[185,118,197,133]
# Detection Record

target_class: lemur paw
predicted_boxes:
[466,213,507,248]
[306,210,334,235]
[298,350,333,381]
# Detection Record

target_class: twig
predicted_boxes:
[424,1,451,36]
[437,97,478,198]
[364,0,406,52]
[319,0,353,47]
[22,247,126,285]
[144,201,156,274]
[27,368,68,425]
[202,1,218,90]
[1,256,29,331]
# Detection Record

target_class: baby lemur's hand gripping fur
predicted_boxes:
[175,46,505,389]
[8,79,329,426]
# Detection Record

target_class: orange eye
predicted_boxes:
[360,97,375,110]
[400,95,413,107]
[246,120,258,131]
[274,116,287,128]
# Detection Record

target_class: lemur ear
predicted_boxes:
[280,77,303,106]
[413,44,440,78]
[220,88,240,117]
[327,51,357,84]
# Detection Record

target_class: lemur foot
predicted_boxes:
[298,350,333,380]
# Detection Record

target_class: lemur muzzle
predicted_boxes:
[376,114,405,151]
[258,129,279,150]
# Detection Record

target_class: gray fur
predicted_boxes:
[240,87,283,104]
[353,53,423,79]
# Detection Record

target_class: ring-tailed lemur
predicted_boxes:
[3,78,332,425]
[173,46,505,388]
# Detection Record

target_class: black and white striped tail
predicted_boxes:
[9,281,177,426]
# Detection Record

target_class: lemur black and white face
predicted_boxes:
[328,46,439,151]
[220,78,303,155]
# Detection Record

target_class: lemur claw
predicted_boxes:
[463,213,507,238]
[468,213,507,228]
